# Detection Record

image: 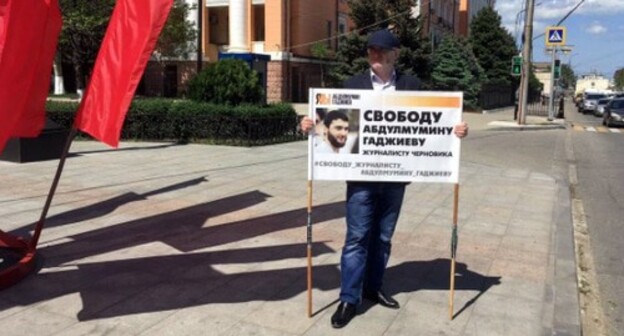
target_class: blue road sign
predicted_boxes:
[546,26,566,46]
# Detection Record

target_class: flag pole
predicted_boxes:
[29,127,77,250]
[449,183,459,320]
[306,179,313,317]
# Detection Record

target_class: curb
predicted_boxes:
[487,120,566,130]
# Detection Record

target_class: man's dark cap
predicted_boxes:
[367,29,400,50]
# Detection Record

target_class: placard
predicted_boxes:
[308,89,463,183]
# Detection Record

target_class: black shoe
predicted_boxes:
[363,289,400,309]
[331,302,356,328]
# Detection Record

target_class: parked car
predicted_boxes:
[603,98,624,127]
[594,98,612,117]
[582,93,608,114]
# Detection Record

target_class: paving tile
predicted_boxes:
[0,308,77,336]
[0,134,578,335]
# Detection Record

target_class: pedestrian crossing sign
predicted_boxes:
[546,26,566,46]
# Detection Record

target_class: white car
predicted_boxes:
[582,93,607,114]
[594,98,611,117]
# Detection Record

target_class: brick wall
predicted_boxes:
[142,61,200,97]
[267,61,286,103]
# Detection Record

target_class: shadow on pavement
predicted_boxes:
[70,142,184,155]
[0,189,496,322]
[361,258,501,318]
[35,195,344,266]
[10,177,209,237]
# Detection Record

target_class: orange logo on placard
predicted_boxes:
[315,93,331,105]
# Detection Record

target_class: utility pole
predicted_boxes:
[518,0,535,125]
[547,47,556,120]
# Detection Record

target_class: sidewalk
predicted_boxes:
[0,111,579,335]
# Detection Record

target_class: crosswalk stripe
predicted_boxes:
[570,124,623,133]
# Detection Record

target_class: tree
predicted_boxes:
[187,59,263,105]
[329,0,432,86]
[614,68,624,91]
[154,0,197,62]
[58,0,196,94]
[310,42,332,87]
[528,65,544,99]
[559,63,576,89]
[431,35,484,109]
[468,6,518,86]
[58,0,115,92]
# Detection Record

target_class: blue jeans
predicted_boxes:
[340,182,406,304]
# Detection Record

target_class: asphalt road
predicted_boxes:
[566,102,624,336]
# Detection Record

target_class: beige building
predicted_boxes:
[533,62,554,96]
[575,74,611,95]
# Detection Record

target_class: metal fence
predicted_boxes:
[49,111,306,147]
[479,84,514,110]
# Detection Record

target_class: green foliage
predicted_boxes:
[58,0,196,88]
[559,63,576,89]
[431,35,484,109]
[329,0,432,86]
[155,0,197,62]
[45,99,301,146]
[58,0,115,88]
[528,65,544,96]
[468,6,518,86]
[310,42,331,87]
[187,59,264,105]
[329,33,369,86]
[613,68,624,90]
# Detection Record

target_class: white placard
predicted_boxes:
[308,89,463,183]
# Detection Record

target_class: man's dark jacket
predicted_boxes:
[342,71,421,185]
[343,71,421,91]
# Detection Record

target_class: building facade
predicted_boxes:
[142,0,498,101]
[420,0,495,45]
[575,74,611,95]
[199,0,351,103]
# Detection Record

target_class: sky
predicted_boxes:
[495,0,624,79]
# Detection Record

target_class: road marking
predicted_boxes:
[571,125,624,134]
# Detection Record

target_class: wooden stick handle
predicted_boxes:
[449,183,460,320]
[306,180,313,317]
[449,258,456,320]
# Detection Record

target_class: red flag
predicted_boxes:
[74,0,173,147]
[0,0,62,151]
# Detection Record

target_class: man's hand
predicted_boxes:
[454,122,469,138]
[300,116,314,134]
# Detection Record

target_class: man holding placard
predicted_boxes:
[301,29,469,328]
